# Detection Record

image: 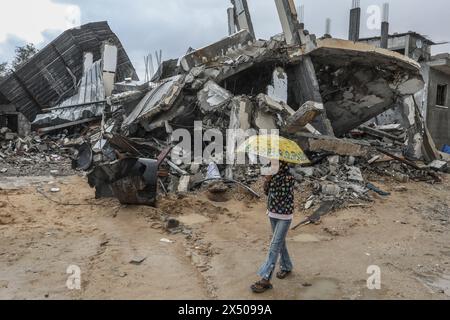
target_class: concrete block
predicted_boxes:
[307,136,370,157]
[254,111,277,130]
[284,101,324,133]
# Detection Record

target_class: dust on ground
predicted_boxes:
[0,174,449,300]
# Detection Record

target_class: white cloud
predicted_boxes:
[0,0,81,44]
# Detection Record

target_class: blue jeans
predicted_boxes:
[258,218,293,281]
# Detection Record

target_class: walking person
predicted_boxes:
[251,160,296,293]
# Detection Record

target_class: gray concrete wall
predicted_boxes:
[427,68,450,149]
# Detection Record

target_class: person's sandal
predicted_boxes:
[276,270,292,280]
[251,281,273,294]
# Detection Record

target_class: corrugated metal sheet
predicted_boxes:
[32,60,106,127]
[0,21,138,121]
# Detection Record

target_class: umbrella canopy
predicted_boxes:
[237,134,310,165]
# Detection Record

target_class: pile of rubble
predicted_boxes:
[1,4,449,212]
[0,127,78,176]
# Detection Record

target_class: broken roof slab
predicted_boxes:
[180,31,285,84]
[291,38,421,73]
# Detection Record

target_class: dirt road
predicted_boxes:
[0,174,449,300]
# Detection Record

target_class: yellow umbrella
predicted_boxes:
[237,134,310,165]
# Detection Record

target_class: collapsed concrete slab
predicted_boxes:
[300,39,425,139]
[293,132,371,157]
[283,101,324,133]
[122,75,185,132]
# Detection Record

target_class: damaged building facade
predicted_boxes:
[347,2,450,151]
[1,1,448,210]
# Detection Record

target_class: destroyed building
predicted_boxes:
[0,21,138,134]
[1,1,448,213]
[348,2,450,151]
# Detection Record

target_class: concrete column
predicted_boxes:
[297,5,305,30]
[227,7,236,35]
[380,3,389,49]
[380,22,389,49]
[102,43,118,97]
[274,0,302,45]
[324,18,332,38]
[348,0,361,41]
[230,0,255,39]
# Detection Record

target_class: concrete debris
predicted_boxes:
[197,81,233,113]
[0,127,79,177]
[303,134,371,157]
[428,160,448,172]
[346,166,364,183]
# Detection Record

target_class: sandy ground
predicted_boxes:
[0,173,449,300]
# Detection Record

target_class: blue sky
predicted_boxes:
[1,0,449,79]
